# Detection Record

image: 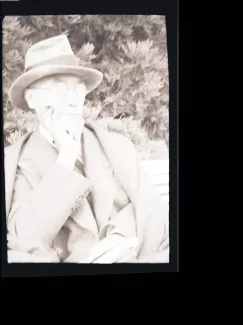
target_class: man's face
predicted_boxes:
[25,74,87,126]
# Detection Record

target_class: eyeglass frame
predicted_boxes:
[27,82,87,99]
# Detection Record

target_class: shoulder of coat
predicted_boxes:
[85,119,137,152]
[107,129,135,147]
[4,142,15,157]
[4,132,32,157]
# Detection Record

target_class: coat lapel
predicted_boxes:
[17,129,59,188]
[4,133,32,218]
[83,121,150,244]
[82,124,116,229]
[84,121,140,205]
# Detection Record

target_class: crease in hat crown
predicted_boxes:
[9,34,103,110]
[25,34,78,71]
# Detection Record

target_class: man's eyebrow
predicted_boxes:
[28,78,58,89]
[28,76,85,89]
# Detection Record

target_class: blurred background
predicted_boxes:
[3,15,169,160]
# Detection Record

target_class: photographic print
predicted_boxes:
[2,14,173,269]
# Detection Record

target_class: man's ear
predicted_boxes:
[80,82,88,96]
[24,89,35,110]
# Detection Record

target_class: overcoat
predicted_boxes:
[4,120,169,263]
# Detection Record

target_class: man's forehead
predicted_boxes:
[30,74,85,87]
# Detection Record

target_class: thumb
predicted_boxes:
[51,106,61,125]
[74,118,85,141]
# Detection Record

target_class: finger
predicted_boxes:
[44,108,50,119]
[74,130,81,142]
[64,119,77,141]
[55,115,67,132]
[73,120,84,142]
[65,120,75,139]
[51,106,61,125]
[43,111,51,128]
[79,119,85,134]
[116,250,137,263]
[49,106,55,123]
[48,105,54,115]
[44,107,53,122]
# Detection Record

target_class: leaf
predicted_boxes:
[6,130,25,145]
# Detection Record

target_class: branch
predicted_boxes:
[57,16,62,34]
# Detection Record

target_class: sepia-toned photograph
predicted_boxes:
[3,15,170,264]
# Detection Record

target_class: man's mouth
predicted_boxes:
[61,112,81,117]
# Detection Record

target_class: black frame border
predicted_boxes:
[1,0,179,278]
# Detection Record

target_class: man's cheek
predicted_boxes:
[35,105,48,121]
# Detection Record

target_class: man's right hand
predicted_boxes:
[43,106,84,170]
[43,106,84,151]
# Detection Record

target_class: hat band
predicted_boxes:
[25,54,79,72]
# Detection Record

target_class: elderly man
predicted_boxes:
[5,35,169,263]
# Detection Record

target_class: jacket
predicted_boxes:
[4,120,169,263]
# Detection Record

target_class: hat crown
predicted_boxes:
[9,34,103,110]
[25,35,78,71]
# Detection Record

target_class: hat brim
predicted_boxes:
[9,64,103,110]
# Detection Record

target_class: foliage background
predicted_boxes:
[3,15,169,160]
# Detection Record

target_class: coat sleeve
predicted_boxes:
[97,185,169,263]
[7,162,92,260]
[134,154,170,263]
[94,132,169,263]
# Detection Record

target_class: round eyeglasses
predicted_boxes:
[28,82,86,99]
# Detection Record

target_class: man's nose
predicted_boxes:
[65,89,79,106]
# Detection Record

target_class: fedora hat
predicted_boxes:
[9,34,103,110]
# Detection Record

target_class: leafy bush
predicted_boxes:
[3,15,169,151]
